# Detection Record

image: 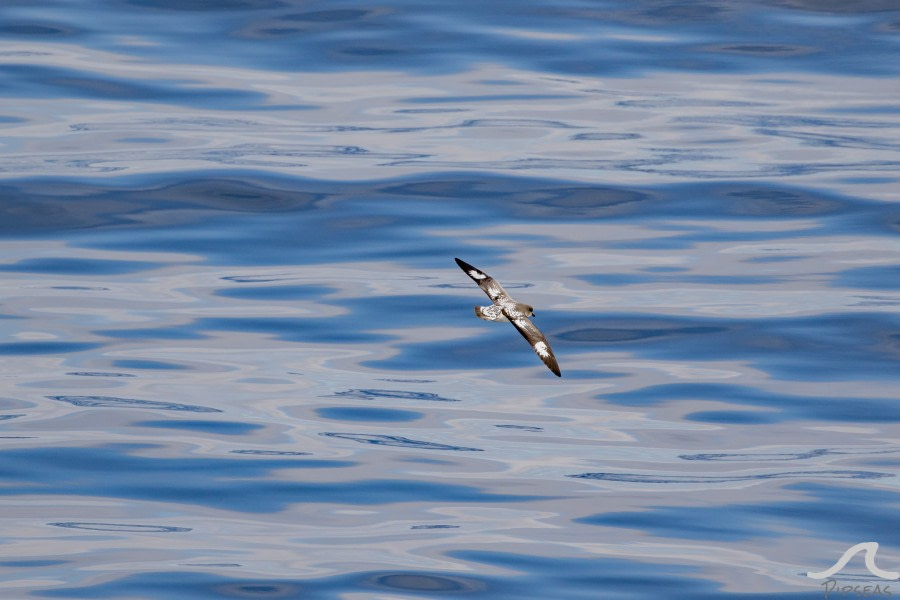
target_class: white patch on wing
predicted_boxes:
[533,341,550,358]
[468,270,486,280]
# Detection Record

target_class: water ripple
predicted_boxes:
[49,522,191,533]
[331,389,460,402]
[680,448,900,462]
[320,433,483,451]
[66,371,135,378]
[229,450,311,456]
[568,470,892,484]
[47,395,221,413]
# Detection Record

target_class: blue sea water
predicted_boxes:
[1,1,900,598]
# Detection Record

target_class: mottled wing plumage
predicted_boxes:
[506,311,561,377]
[475,304,507,322]
[455,257,562,377]
[454,258,509,304]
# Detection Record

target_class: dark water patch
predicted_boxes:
[214,283,336,301]
[66,371,135,377]
[681,410,779,425]
[756,129,900,151]
[488,185,653,220]
[1,175,890,260]
[495,424,543,432]
[705,44,816,57]
[783,483,900,546]
[460,118,577,130]
[448,550,727,600]
[135,419,263,435]
[283,9,372,23]
[644,266,689,273]
[320,433,483,452]
[410,524,459,530]
[111,359,189,370]
[0,23,79,37]
[836,265,900,290]
[683,449,832,462]
[0,414,24,421]
[332,389,460,402]
[0,64,267,109]
[680,448,900,462]
[690,185,846,218]
[617,98,771,110]
[744,255,809,263]
[886,211,900,233]
[679,113,899,130]
[336,46,405,58]
[601,382,900,423]
[49,522,191,533]
[0,257,158,275]
[2,0,895,81]
[578,505,767,542]
[376,177,655,220]
[0,342,101,356]
[560,323,726,343]
[0,175,327,237]
[134,177,326,213]
[0,560,68,567]
[229,450,311,456]
[316,407,421,423]
[364,572,483,594]
[30,569,489,600]
[561,313,900,383]
[220,274,296,283]
[568,470,890,484]
[579,482,900,546]
[48,395,221,413]
[771,0,900,13]
[0,443,540,512]
[117,0,284,10]
[572,132,642,141]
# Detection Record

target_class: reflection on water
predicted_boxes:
[1,0,899,598]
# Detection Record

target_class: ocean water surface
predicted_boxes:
[1,1,900,598]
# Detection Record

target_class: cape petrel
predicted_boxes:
[455,258,561,377]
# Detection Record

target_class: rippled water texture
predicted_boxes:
[1,1,900,598]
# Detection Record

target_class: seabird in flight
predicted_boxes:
[455,257,561,377]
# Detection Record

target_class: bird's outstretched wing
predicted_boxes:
[455,257,509,303]
[505,311,562,377]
